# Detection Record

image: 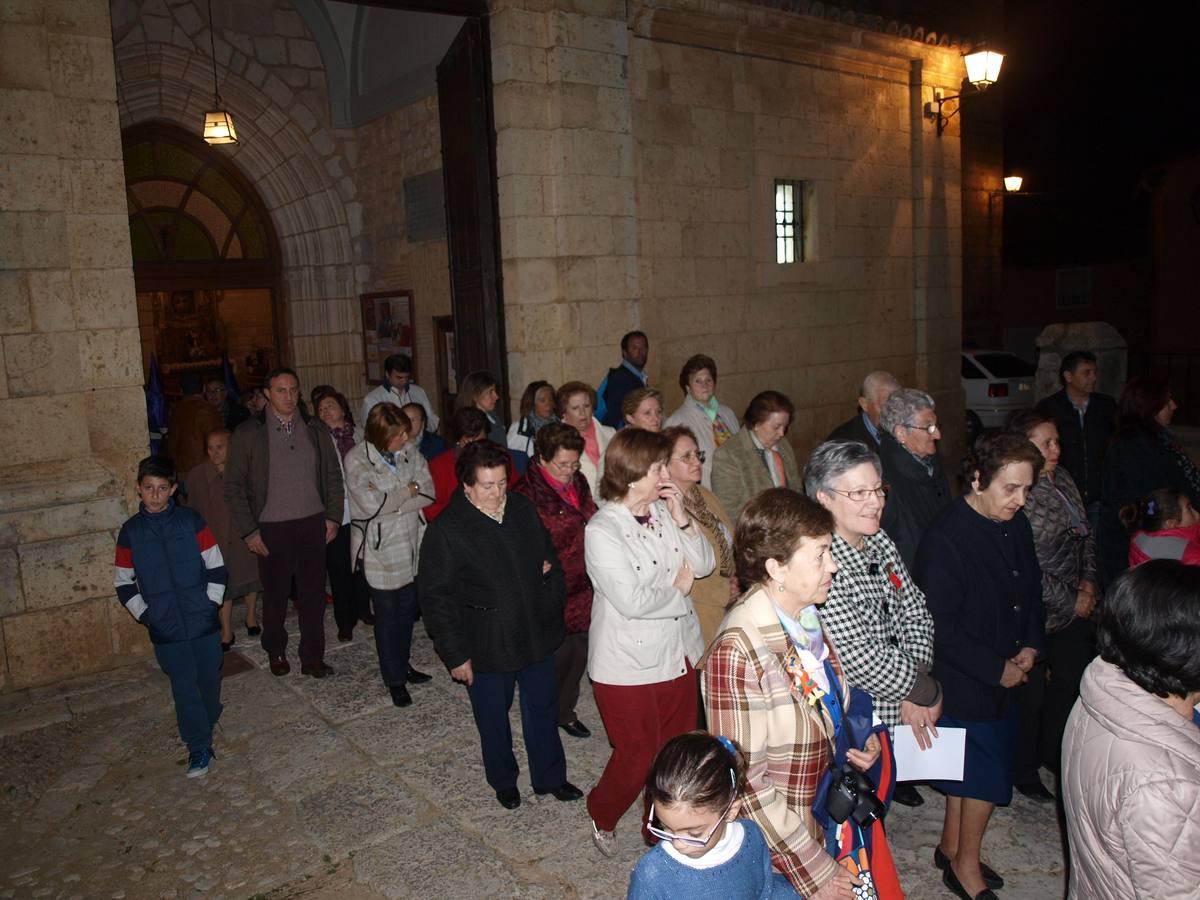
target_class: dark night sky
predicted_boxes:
[1001,0,1200,263]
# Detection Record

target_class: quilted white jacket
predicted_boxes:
[1061,657,1200,899]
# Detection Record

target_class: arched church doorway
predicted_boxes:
[122,121,281,400]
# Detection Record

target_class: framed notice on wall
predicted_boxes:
[361,290,415,385]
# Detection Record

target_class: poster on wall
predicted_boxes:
[361,290,415,385]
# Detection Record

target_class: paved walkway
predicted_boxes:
[0,612,1068,899]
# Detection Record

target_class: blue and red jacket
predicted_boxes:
[114,500,227,645]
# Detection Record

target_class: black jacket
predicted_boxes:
[879,432,952,570]
[600,364,645,427]
[914,498,1044,720]
[418,489,566,673]
[826,411,880,451]
[1035,389,1116,507]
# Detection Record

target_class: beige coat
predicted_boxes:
[1061,657,1200,899]
[711,426,802,521]
[687,485,736,649]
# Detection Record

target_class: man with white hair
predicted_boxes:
[827,370,902,451]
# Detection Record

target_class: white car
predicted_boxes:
[962,350,1037,441]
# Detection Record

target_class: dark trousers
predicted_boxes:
[465,653,566,793]
[554,632,588,726]
[587,664,698,833]
[370,582,418,688]
[329,522,371,633]
[257,513,327,665]
[1015,617,1097,782]
[154,631,223,754]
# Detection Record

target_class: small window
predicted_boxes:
[961,356,987,379]
[974,353,1037,378]
[775,179,805,264]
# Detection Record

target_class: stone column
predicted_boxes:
[0,0,149,690]
[491,0,639,407]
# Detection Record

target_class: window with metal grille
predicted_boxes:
[775,179,805,264]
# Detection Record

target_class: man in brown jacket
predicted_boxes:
[224,368,344,678]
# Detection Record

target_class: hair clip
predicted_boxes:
[1147,500,1156,516]
[715,735,738,758]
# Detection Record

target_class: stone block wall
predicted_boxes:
[493,0,967,459]
[0,0,150,690]
[355,96,452,414]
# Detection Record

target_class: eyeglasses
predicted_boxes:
[827,485,889,502]
[673,450,706,464]
[646,771,736,848]
[902,421,940,436]
[547,459,582,473]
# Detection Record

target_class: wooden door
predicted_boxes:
[437,18,508,422]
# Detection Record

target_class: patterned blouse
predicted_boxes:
[819,531,937,730]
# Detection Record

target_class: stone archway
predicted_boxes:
[113,25,363,398]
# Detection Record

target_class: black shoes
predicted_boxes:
[942,864,999,900]
[893,784,924,807]
[1015,779,1055,803]
[534,782,583,802]
[221,638,234,652]
[406,666,432,684]
[337,630,353,643]
[300,661,335,678]
[269,656,290,677]
[390,685,412,707]
[559,720,591,739]
[934,846,1003,890]
[360,613,376,626]
[496,786,521,809]
[246,625,262,637]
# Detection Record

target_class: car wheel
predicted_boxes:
[966,410,984,447]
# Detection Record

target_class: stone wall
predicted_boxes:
[355,96,452,417]
[0,0,150,690]
[492,0,966,457]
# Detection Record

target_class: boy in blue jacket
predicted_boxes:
[114,455,227,777]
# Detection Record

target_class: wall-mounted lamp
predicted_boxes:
[1004,175,1024,193]
[924,47,1005,137]
[202,0,237,145]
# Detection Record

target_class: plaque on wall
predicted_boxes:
[361,290,415,385]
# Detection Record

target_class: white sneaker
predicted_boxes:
[591,819,617,858]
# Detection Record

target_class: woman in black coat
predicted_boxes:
[1099,376,1200,584]
[418,440,582,811]
[913,433,1045,900]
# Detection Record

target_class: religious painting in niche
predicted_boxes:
[362,291,415,385]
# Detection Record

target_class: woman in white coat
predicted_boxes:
[557,381,615,497]
[583,428,715,857]
[345,404,435,708]
[663,354,739,489]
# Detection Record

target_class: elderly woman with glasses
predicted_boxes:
[663,425,738,647]
[712,390,802,520]
[512,422,598,740]
[584,429,715,857]
[664,354,740,489]
[877,388,951,570]
[806,440,939,809]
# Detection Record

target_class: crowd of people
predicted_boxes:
[117,337,1200,899]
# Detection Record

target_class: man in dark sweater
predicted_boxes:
[826,370,901,451]
[224,368,344,678]
[598,331,649,428]
[1036,351,1116,530]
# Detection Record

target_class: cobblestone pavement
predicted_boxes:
[0,611,1068,899]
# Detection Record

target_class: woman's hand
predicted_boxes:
[673,560,695,596]
[1075,580,1098,618]
[657,477,689,527]
[408,480,420,498]
[542,560,551,575]
[846,732,881,772]
[900,698,941,751]
[1000,659,1028,688]
[1012,647,1038,672]
[810,866,861,899]
[450,660,474,687]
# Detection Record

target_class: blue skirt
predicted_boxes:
[927,704,1019,805]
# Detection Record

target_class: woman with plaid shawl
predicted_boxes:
[703,489,902,899]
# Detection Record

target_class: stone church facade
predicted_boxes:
[0,0,971,688]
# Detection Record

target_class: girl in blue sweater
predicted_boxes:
[629,732,800,899]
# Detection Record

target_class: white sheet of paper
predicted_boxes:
[892,725,966,783]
